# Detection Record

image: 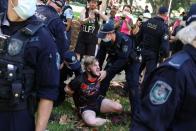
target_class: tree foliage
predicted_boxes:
[146,0,192,14]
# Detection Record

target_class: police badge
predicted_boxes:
[8,38,23,56]
[150,80,172,105]
[122,45,128,53]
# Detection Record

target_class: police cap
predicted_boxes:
[63,51,80,70]
[97,23,115,39]
[158,6,168,14]
[51,0,65,8]
[186,4,196,25]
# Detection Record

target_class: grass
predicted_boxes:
[47,86,131,131]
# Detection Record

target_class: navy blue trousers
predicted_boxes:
[0,110,35,131]
[100,60,141,114]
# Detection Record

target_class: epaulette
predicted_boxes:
[161,52,190,69]
[21,21,44,36]
[121,34,129,42]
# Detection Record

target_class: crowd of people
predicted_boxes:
[0,0,196,130]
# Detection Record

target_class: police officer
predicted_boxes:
[36,0,69,61]
[55,51,82,106]
[138,7,170,82]
[75,0,108,60]
[0,0,60,131]
[97,22,140,115]
[130,4,196,131]
[60,0,73,46]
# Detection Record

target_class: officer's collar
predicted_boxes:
[184,44,196,63]
[155,16,164,22]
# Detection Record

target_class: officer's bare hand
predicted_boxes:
[64,85,74,96]
[98,71,107,81]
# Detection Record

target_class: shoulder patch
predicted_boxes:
[150,80,172,105]
[167,52,190,69]
[122,45,128,53]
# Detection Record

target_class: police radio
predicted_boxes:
[135,46,142,63]
[0,34,9,54]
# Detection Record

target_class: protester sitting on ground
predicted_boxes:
[65,56,123,127]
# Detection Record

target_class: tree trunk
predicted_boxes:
[148,0,157,14]
[129,0,133,6]
[163,0,170,7]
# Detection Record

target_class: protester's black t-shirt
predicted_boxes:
[69,73,101,108]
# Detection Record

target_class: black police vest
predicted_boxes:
[35,5,59,27]
[80,7,100,35]
[141,17,166,52]
[0,16,44,111]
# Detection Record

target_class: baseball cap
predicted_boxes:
[97,23,115,39]
[63,51,81,70]
[186,4,196,25]
[51,0,65,8]
[158,6,168,14]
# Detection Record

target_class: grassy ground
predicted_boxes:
[48,85,131,131]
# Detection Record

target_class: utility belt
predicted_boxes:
[140,43,160,53]
[0,91,37,113]
[129,46,142,63]
[0,61,36,112]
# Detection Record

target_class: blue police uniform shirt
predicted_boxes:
[62,4,73,21]
[131,44,196,131]
[96,31,133,72]
[1,15,60,101]
[35,5,69,61]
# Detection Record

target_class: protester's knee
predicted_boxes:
[85,119,97,126]
[114,103,123,112]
